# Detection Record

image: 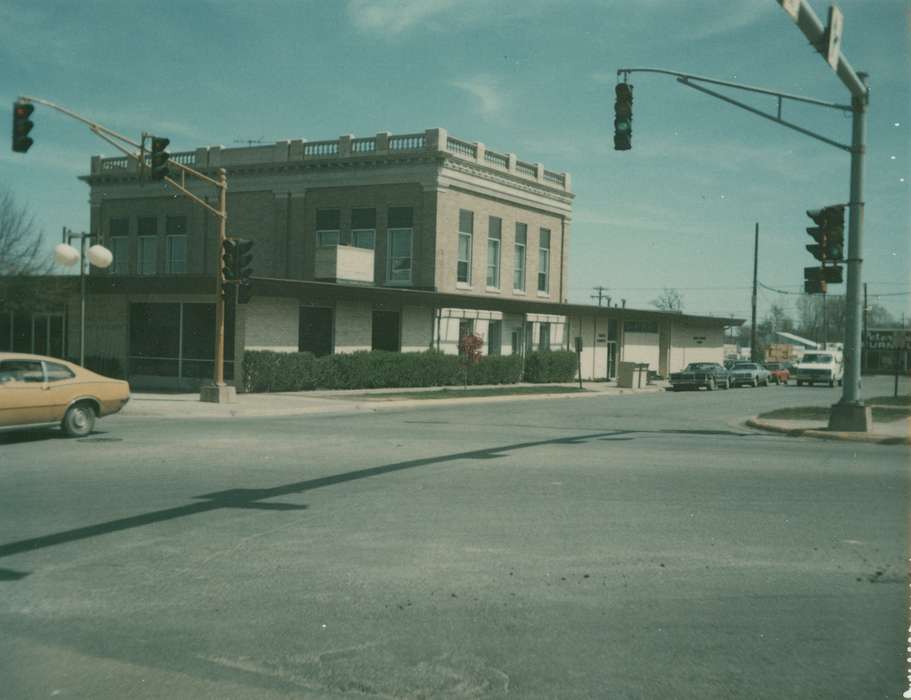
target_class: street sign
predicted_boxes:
[826,5,844,70]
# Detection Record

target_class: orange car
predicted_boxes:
[0,353,130,437]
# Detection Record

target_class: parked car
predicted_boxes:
[729,361,771,388]
[763,362,791,385]
[793,351,844,387]
[0,353,130,437]
[669,362,731,391]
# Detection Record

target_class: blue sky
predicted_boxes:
[1,0,908,323]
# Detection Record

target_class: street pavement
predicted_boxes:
[0,377,907,698]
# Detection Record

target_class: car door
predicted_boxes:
[42,361,81,422]
[0,359,50,427]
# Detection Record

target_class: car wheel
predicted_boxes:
[62,402,96,438]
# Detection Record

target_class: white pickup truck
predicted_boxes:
[793,351,844,387]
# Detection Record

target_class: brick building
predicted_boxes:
[2,128,738,389]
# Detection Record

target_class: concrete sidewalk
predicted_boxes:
[746,414,910,445]
[121,381,667,419]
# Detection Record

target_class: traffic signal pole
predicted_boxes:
[14,95,235,404]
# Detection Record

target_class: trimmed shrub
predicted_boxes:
[241,349,524,393]
[523,350,578,383]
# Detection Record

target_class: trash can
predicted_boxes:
[618,362,649,388]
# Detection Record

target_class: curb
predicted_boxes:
[745,418,910,445]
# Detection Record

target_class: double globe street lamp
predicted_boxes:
[54,229,112,367]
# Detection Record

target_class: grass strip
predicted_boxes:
[758,405,910,423]
[353,386,589,401]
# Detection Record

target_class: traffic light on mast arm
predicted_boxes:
[805,205,845,262]
[150,136,170,181]
[221,238,255,304]
[614,83,633,151]
[12,100,34,153]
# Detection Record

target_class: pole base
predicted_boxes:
[200,384,237,404]
[828,402,872,432]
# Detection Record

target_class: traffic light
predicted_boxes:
[12,100,34,153]
[614,83,633,151]
[150,136,170,181]
[806,205,845,263]
[222,238,254,304]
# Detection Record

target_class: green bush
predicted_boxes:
[241,349,524,393]
[523,350,578,383]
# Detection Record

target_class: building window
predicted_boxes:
[351,208,376,249]
[487,216,501,288]
[372,310,401,352]
[538,228,550,293]
[539,322,551,351]
[458,209,473,284]
[109,217,128,242]
[488,320,502,356]
[458,318,474,341]
[514,223,527,291]
[624,320,659,334]
[166,236,187,273]
[316,209,340,247]
[110,236,129,274]
[138,236,157,275]
[387,208,413,284]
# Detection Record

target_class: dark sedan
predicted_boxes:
[669,362,731,391]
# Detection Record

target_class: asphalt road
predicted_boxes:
[0,379,908,699]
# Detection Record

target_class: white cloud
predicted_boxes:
[451,74,506,120]
[347,0,459,35]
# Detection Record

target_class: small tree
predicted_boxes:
[458,332,484,388]
[650,287,684,313]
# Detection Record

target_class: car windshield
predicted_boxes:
[802,354,832,363]
[733,363,757,369]
[684,363,715,371]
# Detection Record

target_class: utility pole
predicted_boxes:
[861,282,868,372]
[590,286,609,306]
[822,291,828,346]
[750,223,758,362]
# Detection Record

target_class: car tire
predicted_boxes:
[62,402,96,438]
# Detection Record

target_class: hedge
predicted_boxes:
[522,350,578,383]
[242,349,525,393]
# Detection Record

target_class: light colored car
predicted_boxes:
[729,361,771,388]
[0,353,130,437]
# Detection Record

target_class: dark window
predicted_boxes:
[458,319,474,340]
[109,217,129,237]
[138,217,157,236]
[45,362,75,382]
[607,319,619,341]
[316,209,341,230]
[0,312,10,351]
[539,322,551,350]
[299,307,333,357]
[130,303,180,358]
[372,310,400,352]
[488,320,502,356]
[388,207,413,228]
[166,216,186,236]
[625,320,658,334]
[13,313,30,352]
[351,208,376,229]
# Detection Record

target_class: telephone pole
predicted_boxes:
[590,286,610,306]
[750,223,758,362]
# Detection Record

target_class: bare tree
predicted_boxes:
[650,287,684,312]
[0,187,52,276]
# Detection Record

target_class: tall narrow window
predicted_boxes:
[487,216,501,288]
[457,209,473,284]
[487,320,502,356]
[538,228,550,293]
[137,217,156,275]
[110,237,129,274]
[514,223,527,291]
[387,207,413,284]
[166,216,187,273]
[539,322,551,350]
[316,209,340,247]
[351,208,376,249]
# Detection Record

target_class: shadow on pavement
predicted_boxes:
[0,428,757,578]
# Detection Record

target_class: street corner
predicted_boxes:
[745,417,910,445]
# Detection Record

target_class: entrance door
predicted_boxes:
[299,307,334,357]
[372,310,400,352]
[607,341,618,379]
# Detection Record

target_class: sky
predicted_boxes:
[1,0,909,326]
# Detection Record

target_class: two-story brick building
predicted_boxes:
[2,128,739,389]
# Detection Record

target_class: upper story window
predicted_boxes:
[538,227,550,293]
[110,237,129,274]
[138,217,157,275]
[458,209,473,284]
[166,216,187,274]
[487,216,501,289]
[514,223,527,291]
[386,207,413,284]
[351,208,376,249]
[316,209,340,247]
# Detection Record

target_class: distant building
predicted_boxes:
[2,129,741,388]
